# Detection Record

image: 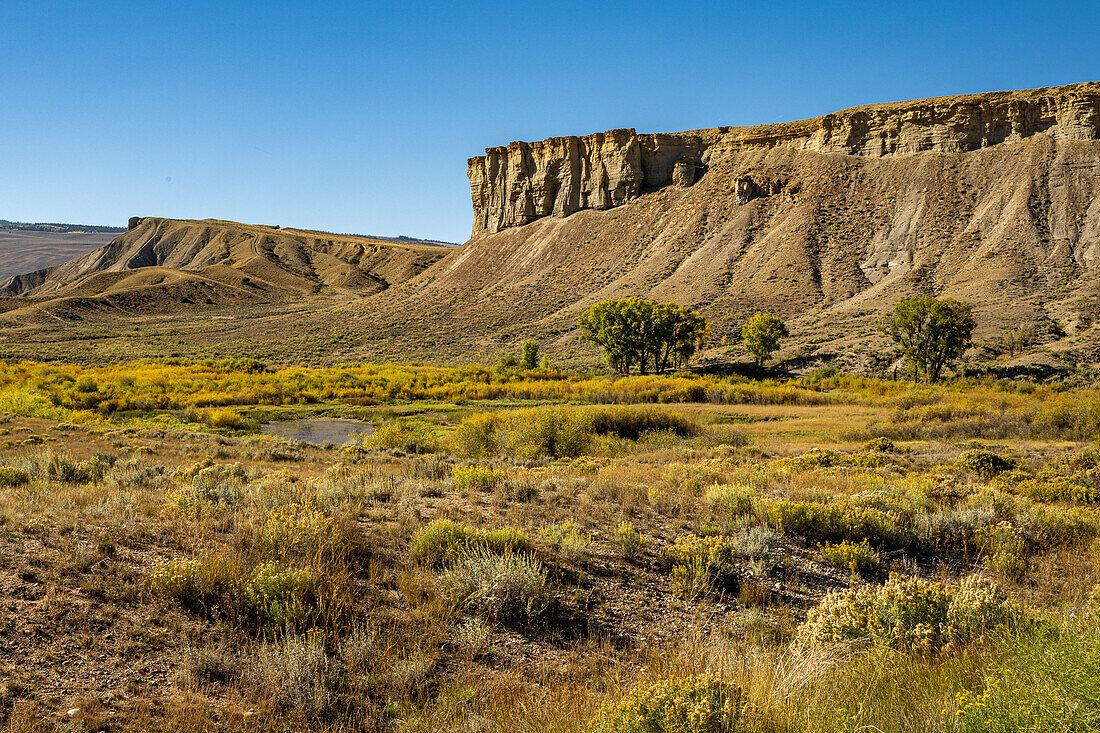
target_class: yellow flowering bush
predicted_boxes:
[259,501,341,559]
[796,573,1011,652]
[759,497,906,548]
[453,464,504,491]
[0,466,30,487]
[818,539,880,575]
[999,475,1100,504]
[589,674,744,733]
[664,534,737,599]
[148,555,235,611]
[614,521,647,562]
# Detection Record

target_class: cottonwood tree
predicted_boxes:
[886,296,975,382]
[741,312,789,367]
[578,298,708,374]
[521,340,539,369]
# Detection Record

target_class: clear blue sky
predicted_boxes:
[3,1,1097,243]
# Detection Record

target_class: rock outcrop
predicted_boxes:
[468,82,1100,234]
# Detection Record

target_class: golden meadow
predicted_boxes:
[3,358,1100,441]
[5,358,1100,731]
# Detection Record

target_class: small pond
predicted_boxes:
[260,418,373,445]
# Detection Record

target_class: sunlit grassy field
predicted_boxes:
[2,360,1100,731]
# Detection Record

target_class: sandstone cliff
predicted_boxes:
[339,80,1100,373]
[468,82,1100,234]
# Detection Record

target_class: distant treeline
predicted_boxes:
[0,220,125,233]
[341,232,458,247]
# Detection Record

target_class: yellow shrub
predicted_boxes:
[664,534,737,599]
[260,501,341,559]
[818,539,881,575]
[796,573,1011,652]
[590,674,745,733]
[453,464,503,491]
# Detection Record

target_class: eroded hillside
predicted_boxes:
[0,217,446,323]
[362,81,1100,372]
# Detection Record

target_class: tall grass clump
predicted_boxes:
[441,547,550,620]
[452,404,700,459]
[18,451,110,484]
[409,519,533,566]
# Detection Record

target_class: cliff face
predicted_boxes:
[468,82,1100,234]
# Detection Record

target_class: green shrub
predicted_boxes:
[239,563,317,633]
[587,405,700,441]
[955,449,1016,477]
[864,437,896,452]
[362,421,438,453]
[796,573,1012,653]
[521,340,539,370]
[819,539,881,575]
[440,547,549,620]
[956,618,1100,732]
[590,674,745,733]
[705,483,755,518]
[0,466,30,487]
[452,405,700,460]
[759,498,906,549]
[409,519,533,567]
[539,519,592,563]
[453,464,504,491]
[773,448,845,469]
[74,376,99,393]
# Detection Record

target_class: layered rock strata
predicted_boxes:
[468,82,1100,234]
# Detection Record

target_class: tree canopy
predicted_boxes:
[578,298,709,374]
[741,312,789,367]
[886,296,975,382]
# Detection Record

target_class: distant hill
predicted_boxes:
[0,217,448,319]
[0,220,125,234]
[5,82,1100,374]
[0,229,119,281]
